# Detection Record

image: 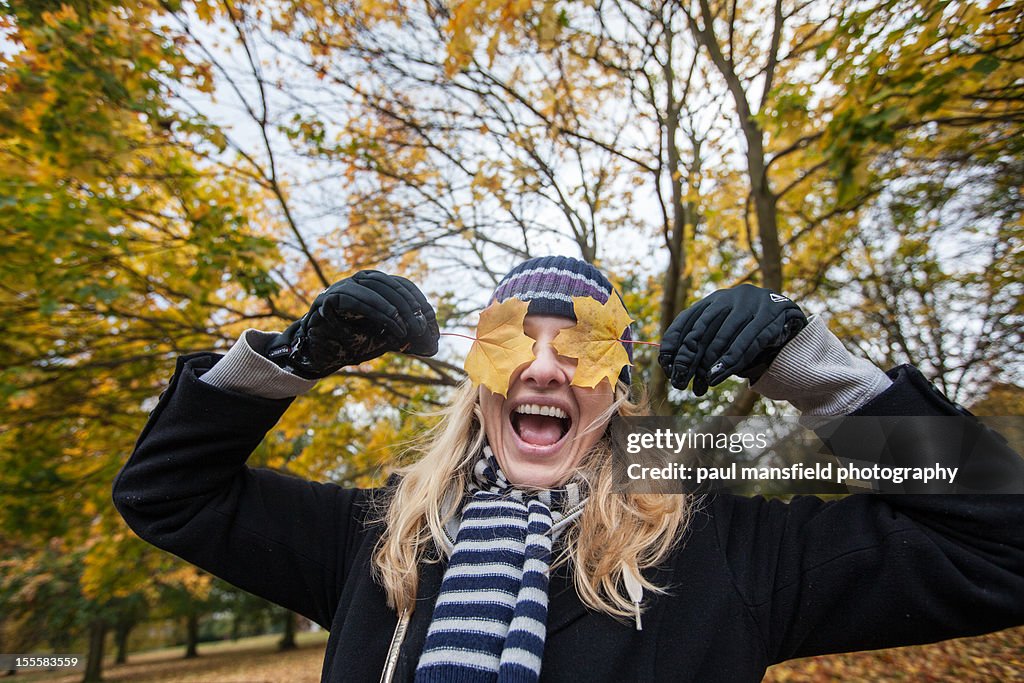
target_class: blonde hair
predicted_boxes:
[371,380,691,620]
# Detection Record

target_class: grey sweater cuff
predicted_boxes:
[199,329,318,400]
[750,315,891,420]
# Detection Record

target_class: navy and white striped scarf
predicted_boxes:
[415,447,586,683]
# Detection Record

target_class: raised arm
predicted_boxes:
[717,360,1024,661]
[112,271,439,627]
[658,285,1024,661]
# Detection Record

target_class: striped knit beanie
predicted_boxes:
[491,255,634,383]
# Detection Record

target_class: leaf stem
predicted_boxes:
[440,331,660,347]
[439,331,478,342]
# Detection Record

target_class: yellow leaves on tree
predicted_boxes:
[445,0,536,74]
[464,297,535,397]
[553,295,633,389]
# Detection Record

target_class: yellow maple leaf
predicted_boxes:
[553,295,633,389]
[464,297,536,397]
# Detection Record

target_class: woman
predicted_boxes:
[113,256,1024,682]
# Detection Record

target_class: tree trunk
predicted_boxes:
[184,614,199,659]
[81,620,106,683]
[278,611,297,651]
[686,2,784,292]
[747,145,783,291]
[650,44,699,416]
[653,34,685,416]
[114,621,132,665]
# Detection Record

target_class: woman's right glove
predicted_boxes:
[266,271,439,380]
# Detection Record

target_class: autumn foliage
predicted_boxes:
[1,0,1021,681]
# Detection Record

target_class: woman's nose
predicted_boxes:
[519,341,572,387]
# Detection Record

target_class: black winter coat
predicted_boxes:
[112,354,1024,682]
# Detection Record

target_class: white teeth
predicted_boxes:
[514,403,568,419]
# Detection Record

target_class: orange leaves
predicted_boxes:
[464,297,536,397]
[764,625,1024,682]
[553,295,633,389]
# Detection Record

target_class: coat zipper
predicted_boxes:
[380,608,410,683]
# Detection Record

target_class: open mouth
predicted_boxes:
[510,403,572,447]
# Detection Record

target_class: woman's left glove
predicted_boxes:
[266,271,439,380]
[658,284,807,396]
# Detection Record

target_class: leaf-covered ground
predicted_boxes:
[764,626,1024,682]
[15,626,1024,681]
[14,633,329,683]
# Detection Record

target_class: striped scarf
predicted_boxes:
[415,447,586,683]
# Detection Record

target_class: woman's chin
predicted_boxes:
[502,463,565,489]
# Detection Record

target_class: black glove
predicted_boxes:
[266,271,439,380]
[658,284,807,396]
